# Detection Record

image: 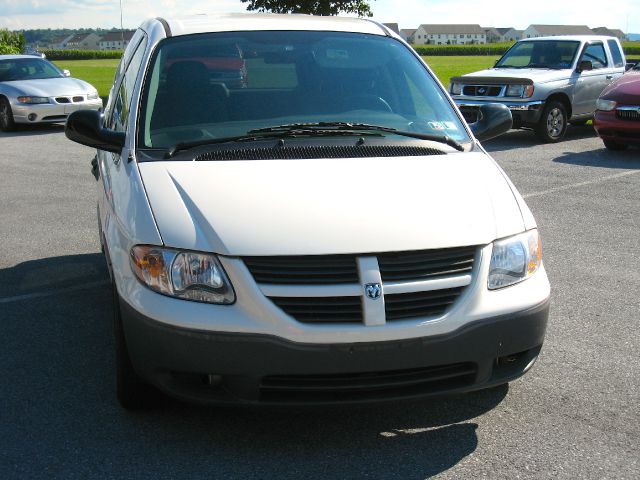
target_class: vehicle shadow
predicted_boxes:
[483,125,598,153]
[0,123,65,138]
[0,253,509,479]
[553,147,640,169]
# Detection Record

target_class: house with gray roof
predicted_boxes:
[592,27,627,41]
[522,25,594,38]
[414,24,486,45]
[98,31,135,50]
[400,29,417,43]
[383,23,399,35]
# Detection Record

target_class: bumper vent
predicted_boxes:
[195,145,446,161]
[260,363,477,402]
[616,108,640,121]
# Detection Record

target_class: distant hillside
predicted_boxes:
[628,33,640,41]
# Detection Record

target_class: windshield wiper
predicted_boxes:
[248,122,465,151]
[164,128,383,158]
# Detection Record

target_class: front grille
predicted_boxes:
[616,108,640,121]
[462,85,502,97]
[378,246,476,282]
[72,96,84,102]
[195,145,446,161]
[260,362,477,402]
[244,255,358,284]
[55,97,70,104]
[385,287,466,321]
[269,296,362,323]
[247,246,477,324]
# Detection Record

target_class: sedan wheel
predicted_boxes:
[0,98,16,132]
[536,101,567,143]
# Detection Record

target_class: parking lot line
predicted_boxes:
[0,280,110,305]
[523,170,640,199]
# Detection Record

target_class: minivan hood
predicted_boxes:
[465,68,570,83]
[138,153,525,256]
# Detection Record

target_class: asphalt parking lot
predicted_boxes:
[1,124,638,479]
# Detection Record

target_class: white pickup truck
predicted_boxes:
[451,36,627,142]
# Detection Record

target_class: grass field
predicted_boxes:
[51,56,498,102]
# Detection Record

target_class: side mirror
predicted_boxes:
[469,103,512,141]
[577,60,593,73]
[62,69,71,77]
[65,109,125,153]
[625,62,637,72]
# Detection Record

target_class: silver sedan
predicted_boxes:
[0,55,103,131]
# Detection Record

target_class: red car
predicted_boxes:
[593,63,640,150]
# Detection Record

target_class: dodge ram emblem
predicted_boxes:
[364,283,382,300]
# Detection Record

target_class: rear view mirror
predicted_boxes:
[577,60,593,73]
[470,103,512,141]
[65,110,125,153]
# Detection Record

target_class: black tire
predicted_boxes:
[536,100,568,143]
[112,285,158,410]
[603,139,628,151]
[0,97,16,132]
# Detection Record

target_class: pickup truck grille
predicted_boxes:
[462,85,502,97]
[244,246,477,324]
[616,108,640,121]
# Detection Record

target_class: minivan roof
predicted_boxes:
[158,13,388,37]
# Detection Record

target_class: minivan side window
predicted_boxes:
[106,35,148,132]
[607,40,624,68]
[581,43,608,69]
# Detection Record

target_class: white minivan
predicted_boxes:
[66,14,550,409]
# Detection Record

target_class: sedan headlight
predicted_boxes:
[87,91,99,100]
[488,230,541,290]
[450,82,462,95]
[17,96,49,104]
[130,245,235,304]
[505,84,534,98]
[596,99,616,111]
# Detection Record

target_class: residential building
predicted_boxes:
[522,25,593,38]
[400,29,417,43]
[48,34,74,50]
[483,27,501,43]
[383,23,400,35]
[414,24,486,45]
[592,27,627,41]
[501,28,523,42]
[98,31,135,50]
[64,33,101,50]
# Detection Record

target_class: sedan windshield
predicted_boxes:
[496,40,580,69]
[139,31,470,150]
[0,58,63,81]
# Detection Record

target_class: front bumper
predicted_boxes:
[594,110,640,146]
[11,98,103,124]
[454,99,545,127]
[120,296,550,405]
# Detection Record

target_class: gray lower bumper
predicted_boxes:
[120,296,551,405]
[456,100,545,126]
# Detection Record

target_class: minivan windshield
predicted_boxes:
[496,40,580,69]
[139,31,470,150]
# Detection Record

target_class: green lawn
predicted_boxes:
[423,55,501,88]
[50,56,499,102]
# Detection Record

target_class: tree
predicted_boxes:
[240,1,375,17]
[0,29,25,54]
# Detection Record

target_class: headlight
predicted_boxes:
[505,84,534,98]
[17,96,49,104]
[596,98,616,111]
[488,230,541,290]
[450,82,462,95]
[87,91,99,100]
[130,245,235,304]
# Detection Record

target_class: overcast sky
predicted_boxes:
[0,0,638,33]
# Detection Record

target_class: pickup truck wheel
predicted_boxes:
[112,286,158,410]
[0,98,16,132]
[603,140,628,151]
[536,101,567,143]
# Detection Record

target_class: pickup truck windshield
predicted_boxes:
[496,40,580,69]
[139,31,470,150]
